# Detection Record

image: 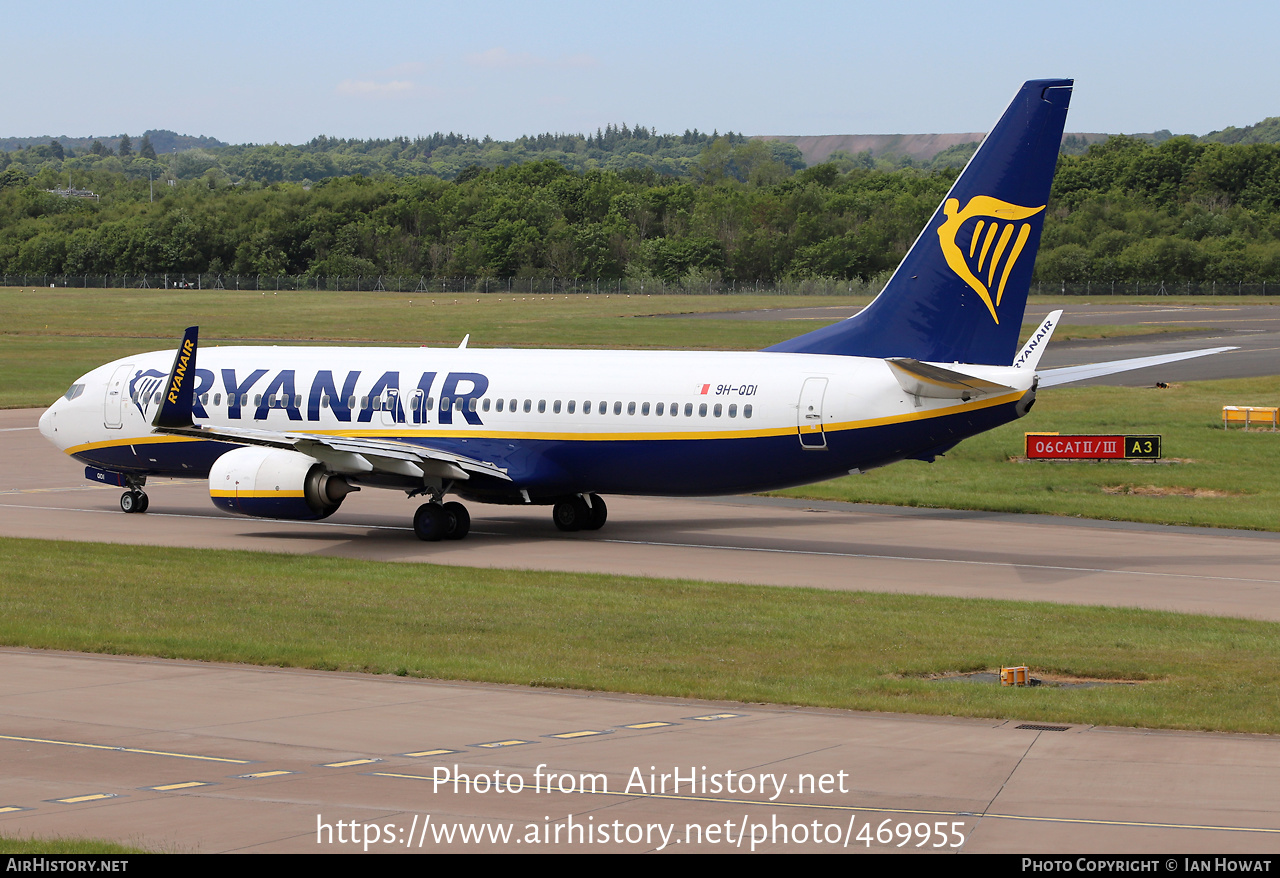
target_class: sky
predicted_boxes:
[8,0,1280,145]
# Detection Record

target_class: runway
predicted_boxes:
[4,407,1280,621]
[685,300,1280,385]
[3,303,1280,853]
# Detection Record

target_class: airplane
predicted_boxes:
[38,79,1234,541]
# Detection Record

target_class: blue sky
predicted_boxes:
[9,0,1279,144]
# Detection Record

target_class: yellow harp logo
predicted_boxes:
[937,196,1045,323]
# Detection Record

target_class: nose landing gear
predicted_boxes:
[120,490,149,513]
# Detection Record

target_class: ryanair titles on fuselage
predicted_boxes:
[156,367,490,425]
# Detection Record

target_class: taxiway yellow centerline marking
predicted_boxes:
[238,770,294,778]
[322,758,382,768]
[148,781,212,791]
[0,733,250,764]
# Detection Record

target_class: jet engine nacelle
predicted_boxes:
[209,447,356,520]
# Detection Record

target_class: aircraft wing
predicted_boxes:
[1037,347,1238,388]
[155,422,511,482]
[147,325,509,483]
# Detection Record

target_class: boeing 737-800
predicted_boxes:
[37,80,1233,540]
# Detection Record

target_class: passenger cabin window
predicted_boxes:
[684,403,693,417]
[537,400,546,413]
[744,404,753,418]
[483,398,491,412]
[729,404,737,417]
[523,399,531,413]
[655,402,664,416]
[614,401,622,415]
[699,403,707,417]
[553,400,561,414]
[627,402,636,415]
[496,398,504,412]
[568,400,576,414]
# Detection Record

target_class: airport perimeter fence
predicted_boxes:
[0,274,886,296]
[3,275,1280,297]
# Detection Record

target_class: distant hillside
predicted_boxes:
[0,130,226,154]
[753,132,1114,166]
[1202,117,1280,145]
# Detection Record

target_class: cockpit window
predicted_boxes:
[63,384,85,401]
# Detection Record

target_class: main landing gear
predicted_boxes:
[410,493,608,541]
[119,489,149,513]
[413,500,470,541]
[553,494,607,532]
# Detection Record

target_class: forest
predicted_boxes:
[3,129,1280,284]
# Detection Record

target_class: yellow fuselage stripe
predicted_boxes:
[68,392,1021,455]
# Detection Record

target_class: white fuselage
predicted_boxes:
[40,344,1035,501]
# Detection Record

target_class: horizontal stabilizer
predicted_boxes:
[886,358,1015,400]
[1038,347,1238,388]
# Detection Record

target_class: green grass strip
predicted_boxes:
[0,836,149,854]
[3,536,1278,734]
[779,376,1280,531]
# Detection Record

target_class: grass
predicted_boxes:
[2,536,1279,734]
[777,376,1280,531]
[0,836,149,854]
[0,287,1214,408]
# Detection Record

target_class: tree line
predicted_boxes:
[3,133,1280,283]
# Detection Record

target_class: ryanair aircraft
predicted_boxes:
[38,80,1232,540]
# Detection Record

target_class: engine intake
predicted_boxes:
[209,447,356,520]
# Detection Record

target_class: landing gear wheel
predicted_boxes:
[120,490,147,513]
[413,503,450,541]
[582,494,607,531]
[553,496,591,532]
[442,501,470,540]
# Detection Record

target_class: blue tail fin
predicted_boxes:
[766,79,1072,365]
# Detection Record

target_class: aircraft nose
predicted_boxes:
[38,402,57,442]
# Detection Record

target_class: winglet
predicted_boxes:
[1013,309,1062,370]
[152,326,199,429]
